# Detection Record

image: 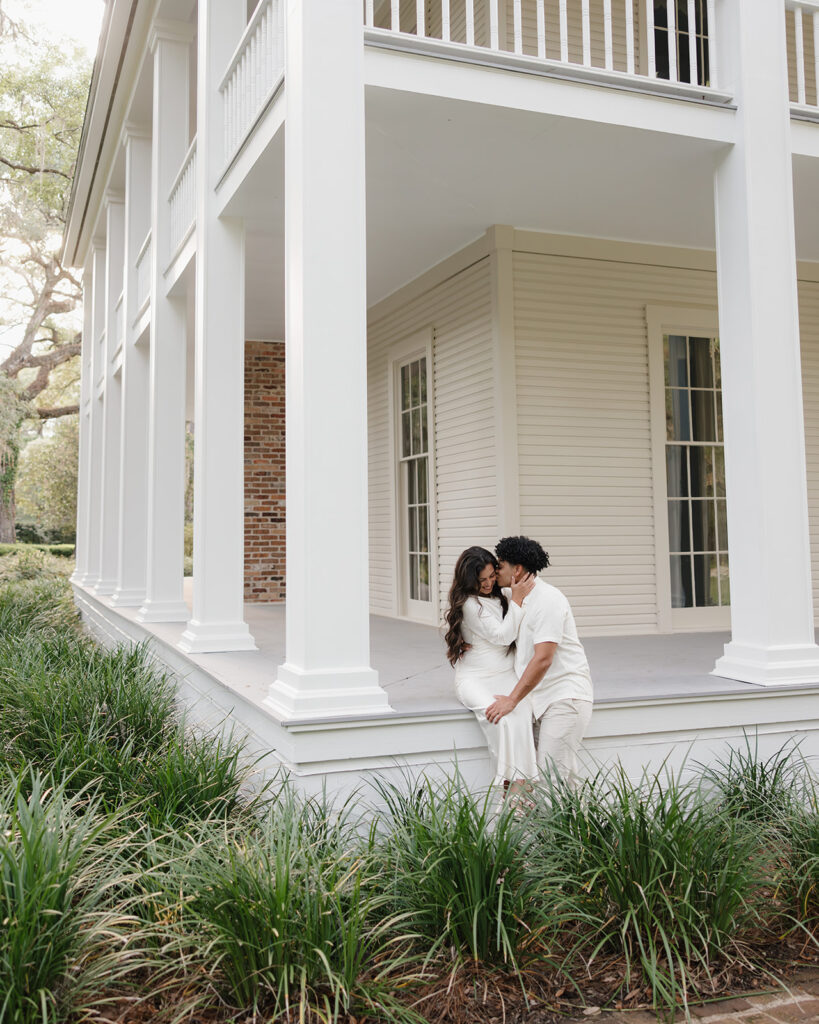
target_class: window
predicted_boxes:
[664,334,729,610]
[395,349,435,619]
[653,0,710,86]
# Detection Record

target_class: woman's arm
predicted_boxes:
[462,597,523,646]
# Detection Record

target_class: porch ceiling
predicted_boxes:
[237,86,819,341]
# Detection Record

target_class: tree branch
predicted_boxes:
[0,155,72,180]
[35,405,79,420]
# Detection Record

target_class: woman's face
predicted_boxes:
[477,562,497,596]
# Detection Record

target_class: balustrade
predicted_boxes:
[168,137,197,261]
[786,1,819,109]
[135,231,152,318]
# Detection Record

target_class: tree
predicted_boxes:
[0,19,91,540]
[15,414,78,540]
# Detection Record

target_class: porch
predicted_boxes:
[73,579,819,795]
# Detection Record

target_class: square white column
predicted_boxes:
[112,128,152,607]
[81,243,107,589]
[712,0,819,685]
[265,0,390,718]
[72,264,94,585]
[137,22,194,624]
[179,0,254,654]
[94,196,125,596]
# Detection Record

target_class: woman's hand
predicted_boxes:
[510,572,535,607]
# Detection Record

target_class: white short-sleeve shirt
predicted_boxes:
[512,578,593,718]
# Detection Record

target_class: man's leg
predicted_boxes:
[535,699,592,789]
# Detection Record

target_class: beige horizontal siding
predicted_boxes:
[800,279,819,621]
[368,258,496,619]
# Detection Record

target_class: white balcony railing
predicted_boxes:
[786,1,819,110]
[115,291,124,352]
[366,0,722,94]
[168,137,197,260]
[220,0,285,167]
[135,230,152,319]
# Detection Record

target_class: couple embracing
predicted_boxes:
[444,536,593,791]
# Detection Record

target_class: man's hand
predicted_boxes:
[486,694,517,724]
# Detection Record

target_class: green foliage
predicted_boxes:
[15,416,78,537]
[0,541,74,556]
[530,767,761,1010]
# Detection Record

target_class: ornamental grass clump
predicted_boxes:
[161,788,419,1023]
[0,549,78,637]
[0,770,144,1024]
[371,771,545,968]
[530,766,761,1012]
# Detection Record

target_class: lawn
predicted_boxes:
[1,548,819,1023]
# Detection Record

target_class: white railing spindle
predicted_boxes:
[559,0,568,62]
[442,0,450,41]
[815,11,819,105]
[466,0,475,46]
[625,0,635,73]
[391,0,399,32]
[416,0,425,36]
[365,0,374,28]
[536,0,546,59]
[581,0,591,66]
[687,0,698,84]
[513,0,522,54]
[795,5,807,104]
[705,0,717,86]
[667,0,678,81]
[603,0,613,69]
[489,0,499,49]
[646,0,656,77]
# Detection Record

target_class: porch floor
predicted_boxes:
[96,580,779,724]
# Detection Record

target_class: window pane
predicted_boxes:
[420,357,428,403]
[418,506,429,553]
[401,411,411,458]
[666,446,689,497]
[421,407,429,454]
[718,554,730,605]
[411,408,421,456]
[418,555,430,602]
[715,390,723,442]
[716,499,728,552]
[713,447,726,497]
[702,553,720,606]
[407,459,417,504]
[713,339,721,387]
[688,445,713,498]
[666,335,688,387]
[410,361,420,407]
[401,365,411,412]
[417,458,428,504]
[691,389,716,442]
[670,554,693,608]
[668,499,690,553]
[691,498,716,552]
[689,337,714,388]
[666,388,691,441]
[408,506,417,553]
[409,554,419,600]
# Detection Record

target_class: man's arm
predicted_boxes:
[485,641,557,724]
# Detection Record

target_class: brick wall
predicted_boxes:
[244,340,285,602]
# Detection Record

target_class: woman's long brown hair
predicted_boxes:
[444,546,509,666]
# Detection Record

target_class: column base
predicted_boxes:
[136,599,190,623]
[712,641,819,687]
[71,571,99,588]
[264,663,393,720]
[110,587,147,608]
[178,619,257,654]
[93,578,117,596]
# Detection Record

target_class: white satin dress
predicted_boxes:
[454,595,538,784]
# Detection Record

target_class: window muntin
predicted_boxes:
[654,0,711,87]
[399,357,431,604]
[664,333,729,609]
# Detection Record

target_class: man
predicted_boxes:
[486,536,593,788]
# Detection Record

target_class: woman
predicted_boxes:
[444,546,538,788]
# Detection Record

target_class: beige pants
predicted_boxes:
[534,699,593,790]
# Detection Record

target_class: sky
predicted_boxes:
[7,0,105,57]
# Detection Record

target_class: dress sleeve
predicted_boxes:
[462,597,524,646]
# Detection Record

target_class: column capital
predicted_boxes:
[119,121,151,149]
[149,19,195,55]
[104,188,124,207]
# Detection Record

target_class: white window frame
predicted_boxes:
[388,328,439,624]
[647,305,730,633]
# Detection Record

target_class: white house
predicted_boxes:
[66,0,819,793]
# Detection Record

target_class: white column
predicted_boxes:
[137,23,193,623]
[72,263,94,585]
[712,0,819,685]
[112,128,152,607]
[95,197,125,595]
[179,0,254,653]
[82,243,107,589]
[265,0,389,718]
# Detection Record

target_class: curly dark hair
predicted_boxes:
[444,547,509,666]
[495,536,550,574]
